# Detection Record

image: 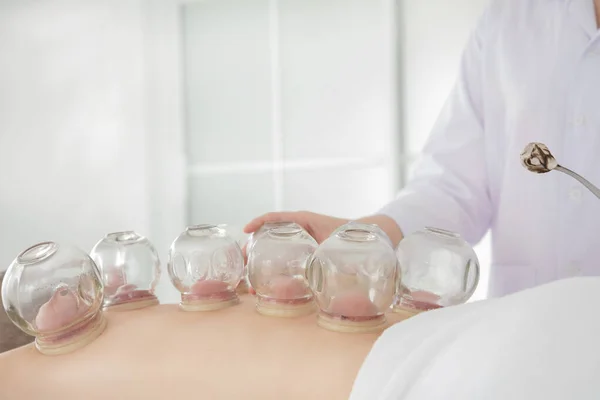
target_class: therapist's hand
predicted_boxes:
[243,211,403,247]
[243,211,348,244]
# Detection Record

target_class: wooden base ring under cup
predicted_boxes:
[180,296,240,312]
[106,296,159,312]
[36,314,107,356]
[255,299,315,318]
[317,313,388,334]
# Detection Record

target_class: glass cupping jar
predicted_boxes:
[90,231,161,311]
[306,222,397,333]
[245,222,299,295]
[168,225,244,311]
[1,242,106,355]
[247,222,318,317]
[393,227,480,316]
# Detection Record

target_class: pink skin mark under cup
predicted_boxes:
[267,276,310,300]
[405,290,443,311]
[109,284,156,304]
[182,280,235,302]
[328,292,379,319]
[35,288,87,332]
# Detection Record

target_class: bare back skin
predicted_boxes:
[0,296,406,400]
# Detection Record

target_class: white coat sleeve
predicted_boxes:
[378,8,493,245]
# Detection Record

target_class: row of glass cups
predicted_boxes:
[1,231,163,356]
[0,226,255,356]
[245,222,480,333]
[1,222,479,355]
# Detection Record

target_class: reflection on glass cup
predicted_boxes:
[2,242,106,355]
[168,225,244,311]
[90,231,161,311]
[247,223,317,317]
[306,222,397,333]
[393,227,480,317]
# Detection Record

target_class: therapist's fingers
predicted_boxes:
[243,211,306,234]
[244,211,350,244]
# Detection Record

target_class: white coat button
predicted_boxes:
[574,115,586,126]
[569,187,582,202]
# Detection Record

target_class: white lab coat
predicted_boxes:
[379,0,600,298]
[349,277,600,400]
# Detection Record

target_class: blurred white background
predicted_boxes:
[0,0,490,303]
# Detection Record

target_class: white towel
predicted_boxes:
[350,277,600,400]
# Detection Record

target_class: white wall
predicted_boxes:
[181,0,400,226]
[0,1,150,271]
[399,0,491,300]
[400,0,489,155]
[147,0,401,302]
[0,0,493,302]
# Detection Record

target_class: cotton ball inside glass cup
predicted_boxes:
[1,242,106,355]
[247,223,317,317]
[393,227,480,318]
[306,222,398,334]
[90,231,161,311]
[168,225,244,311]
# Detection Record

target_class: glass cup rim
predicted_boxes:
[17,241,59,265]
